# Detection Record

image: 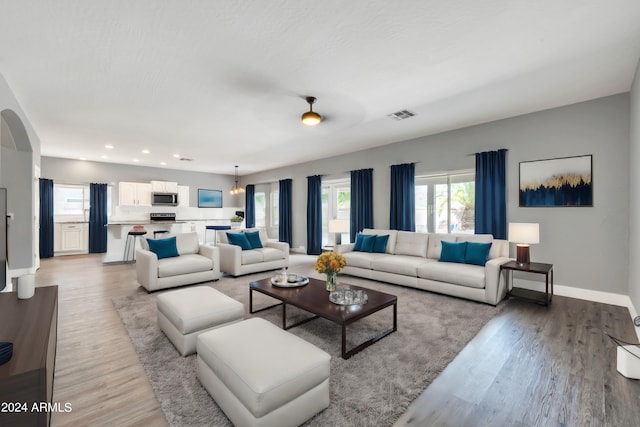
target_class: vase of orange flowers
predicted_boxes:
[314,251,346,291]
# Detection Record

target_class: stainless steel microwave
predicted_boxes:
[152,192,178,206]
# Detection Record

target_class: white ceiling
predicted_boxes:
[1,0,639,175]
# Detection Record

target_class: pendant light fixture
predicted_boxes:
[230,165,245,195]
[301,96,321,126]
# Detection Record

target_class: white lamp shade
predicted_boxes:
[329,219,350,233]
[508,223,540,244]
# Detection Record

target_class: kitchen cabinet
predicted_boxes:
[59,223,88,253]
[151,180,178,193]
[119,182,152,206]
[178,185,190,207]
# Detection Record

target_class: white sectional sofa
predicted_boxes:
[217,228,289,276]
[336,229,511,305]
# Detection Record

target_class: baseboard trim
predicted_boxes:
[554,284,640,341]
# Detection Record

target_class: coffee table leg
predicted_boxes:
[342,324,347,359]
[282,303,286,329]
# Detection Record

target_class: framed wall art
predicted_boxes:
[519,154,592,207]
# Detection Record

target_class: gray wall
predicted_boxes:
[245,94,630,295]
[40,157,241,208]
[629,59,640,311]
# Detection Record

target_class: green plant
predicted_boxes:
[230,215,243,222]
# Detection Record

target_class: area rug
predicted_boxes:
[112,255,503,426]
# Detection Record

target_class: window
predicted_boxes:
[254,192,266,227]
[54,184,113,220]
[415,171,475,234]
[321,179,351,245]
[271,191,279,227]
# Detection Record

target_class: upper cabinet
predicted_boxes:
[178,185,190,207]
[119,182,152,206]
[151,180,178,193]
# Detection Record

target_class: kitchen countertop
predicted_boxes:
[108,221,188,225]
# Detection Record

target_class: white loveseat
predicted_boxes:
[136,232,220,292]
[336,229,511,305]
[217,228,289,276]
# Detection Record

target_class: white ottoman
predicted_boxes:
[197,318,331,427]
[157,286,244,356]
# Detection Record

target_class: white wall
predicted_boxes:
[245,94,630,295]
[629,59,640,311]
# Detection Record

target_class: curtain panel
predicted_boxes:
[389,163,416,231]
[245,184,256,228]
[350,168,373,242]
[475,149,507,239]
[306,175,322,255]
[39,178,54,258]
[89,183,108,253]
[278,179,293,246]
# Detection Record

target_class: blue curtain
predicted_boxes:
[279,179,292,246]
[89,183,108,253]
[389,163,416,231]
[39,178,54,258]
[245,184,255,228]
[350,168,373,242]
[475,149,507,239]
[306,175,322,255]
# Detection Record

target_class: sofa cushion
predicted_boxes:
[244,231,263,249]
[465,242,492,266]
[360,234,376,252]
[255,247,285,262]
[372,234,389,253]
[147,236,180,259]
[417,262,485,289]
[241,250,264,265]
[354,233,365,251]
[227,232,252,250]
[158,253,213,278]
[427,234,457,259]
[342,251,386,269]
[175,232,201,255]
[439,241,467,264]
[362,229,398,254]
[395,231,428,257]
[371,255,433,277]
[456,234,502,259]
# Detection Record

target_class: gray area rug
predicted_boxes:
[112,255,503,426]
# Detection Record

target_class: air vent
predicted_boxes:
[388,110,416,120]
[179,157,193,162]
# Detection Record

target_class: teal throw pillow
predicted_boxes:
[465,242,492,266]
[439,241,467,263]
[360,234,376,252]
[354,233,366,251]
[244,231,263,249]
[147,236,180,259]
[226,232,252,250]
[372,234,389,253]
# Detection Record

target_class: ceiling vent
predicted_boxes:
[388,110,416,120]
[179,157,193,162]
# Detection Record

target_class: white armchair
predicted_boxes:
[217,228,289,276]
[136,232,220,292]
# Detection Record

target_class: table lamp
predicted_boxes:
[329,219,350,245]
[508,223,540,265]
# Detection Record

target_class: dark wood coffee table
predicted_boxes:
[249,277,397,359]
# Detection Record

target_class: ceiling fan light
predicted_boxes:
[301,111,321,126]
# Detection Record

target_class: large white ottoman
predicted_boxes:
[197,318,331,427]
[157,286,244,356]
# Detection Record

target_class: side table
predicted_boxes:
[501,260,554,305]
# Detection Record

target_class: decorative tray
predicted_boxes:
[271,276,309,287]
[329,289,368,305]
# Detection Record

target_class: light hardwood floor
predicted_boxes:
[35,254,640,426]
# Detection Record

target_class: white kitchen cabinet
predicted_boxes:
[53,224,62,252]
[178,185,190,207]
[151,180,178,193]
[119,182,152,206]
[55,223,89,254]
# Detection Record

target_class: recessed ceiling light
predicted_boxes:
[105,144,114,149]
[173,154,180,158]
[79,157,86,161]
[160,162,167,166]
[101,155,108,159]
[141,149,150,154]
[133,159,139,163]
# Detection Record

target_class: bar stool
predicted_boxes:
[205,225,231,245]
[153,230,170,239]
[124,229,147,262]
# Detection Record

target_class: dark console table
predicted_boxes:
[0,286,58,426]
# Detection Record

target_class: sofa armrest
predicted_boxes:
[199,245,220,278]
[265,241,290,263]
[335,243,354,254]
[136,249,158,291]
[218,243,242,276]
[484,256,512,305]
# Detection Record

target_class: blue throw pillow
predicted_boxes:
[354,233,366,251]
[147,236,180,259]
[226,232,252,250]
[465,242,492,266]
[360,234,376,252]
[439,241,467,263]
[244,231,263,249]
[372,234,389,253]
